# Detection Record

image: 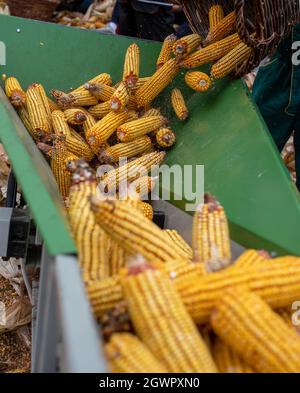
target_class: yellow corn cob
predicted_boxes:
[86,111,129,153]
[163,229,193,260]
[178,258,300,325]
[52,110,71,136]
[140,202,153,221]
[88,101,111,119]
[117,115,167,142]
[66,134,95,161]
[82,109,97,134]
[71,72,112,95]
[127,94,138,111]
[209,5,224,32]
[84,82,116,102]
[141,107,162,118]
[86,275,123,316]
[156,34,177,69]
[5,77,26,107]
[205,11,237,45]
[68,166,110,281]
[213,338,254,373]
[232,249,271,270]
[17,104,35,138]
[99,136,152,164]
[121,257,218,373]
[26,86,52,138]
[128,176,156,199]
[185,71,212,92]
[64,108,87,125]
[156,127,176,148]
[123,43,140,89]
[110,82,130,112]
[109,239,131,276]
[31,83,52,127]
[126,110,139,121]
[173,34,202,57]
[106,333,167,373]
[211,289,300,373]
[135,58,180,108]
[211,42,253,80]
[47,97,60,112]
[50,140,78,198]
[98,151,165,193]
[51,89,98,109]
[90,198,189,265]
[277,307,300,334]
[180,33,242,69]
[192,194,232,272]
[85,260,206,320]
[171,88,189,120]
[132,77,150,92]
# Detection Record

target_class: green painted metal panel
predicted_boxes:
[0,88,76,255]
[0,15,299,255]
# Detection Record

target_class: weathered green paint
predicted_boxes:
[0,88,76,255]
[0,15,299,255]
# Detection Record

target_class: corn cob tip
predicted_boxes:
[126,254,155,276]
[10,90,26,106]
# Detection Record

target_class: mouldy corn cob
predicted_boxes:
[135,58,180,108]
[117,115,167,143]
[90,198,189,265]
[84,82,116,102]
[128,176,156,199]
[50,139,78,198]
[209,5,224,31]
[192,194,231,272]
[105,333,167,373]
[163,229,193,260]
[173,34,202,57]
[156,127,176,148]
[185,71,212,92]
[88,101,111,119]
[110,82,130,112]
[26,85,52,138]
[213,338,254,373]
[98,151,165,193]
[171,88,189,120]
[5,77,26,107]
[121,256,218,373]
[156,34,177,69]
[180,33,242,69]
[99,136,152,164]
[52,110,71,136]
[211,289,300,373]
[64,108,87,125]
[123,43,140,89]
[86,275,124,317]
[86,111,129,154]
[205,11,237,45]
[100,301,132,340]
[68,167,110,281]
[211,42,253,80]
[178,258,300,325]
